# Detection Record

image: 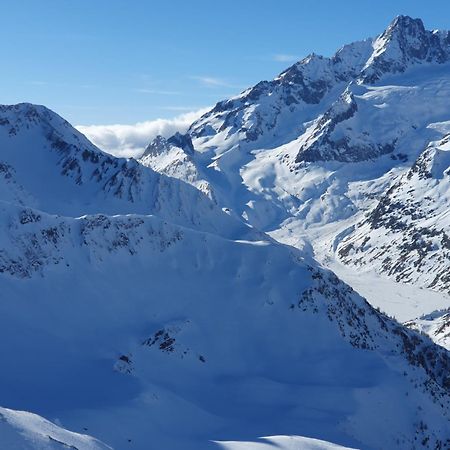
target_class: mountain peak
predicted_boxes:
[360,15,450,83]
[167,132,195,155]
[388,15,425,33]
[382,15,427,49]
[141,132,194,159]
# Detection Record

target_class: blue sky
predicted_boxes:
[2,0,450,125]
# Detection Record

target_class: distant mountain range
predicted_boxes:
[0,15,449,450]
[142,15,450,298]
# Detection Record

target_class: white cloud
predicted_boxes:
[76,107,209,159]
[273,54,300,63]
[191,76,235,88]
[134,88,181,95]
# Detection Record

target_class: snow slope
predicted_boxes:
[0,200,450,449]
[214,435,357,450]
[0,406,110,450]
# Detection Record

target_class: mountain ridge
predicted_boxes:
[141,15,450,299]
[1,14,450,450]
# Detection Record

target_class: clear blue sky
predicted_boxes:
[1,0,449,125]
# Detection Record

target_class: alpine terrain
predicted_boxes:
[1,15,449,450]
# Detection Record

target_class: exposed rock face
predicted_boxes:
[294,89,397,163]
[360,16,450,83]
[338,135,450,293]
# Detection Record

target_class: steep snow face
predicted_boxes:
[0,103,252,238]
[405,308,450,351]
[1,201,450,450]
[0,406,110,450]
[338,132,450,293]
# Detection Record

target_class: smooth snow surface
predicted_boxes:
[214,435,358,450]
[0,407,110,449]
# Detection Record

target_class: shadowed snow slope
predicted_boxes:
[0,201,449,449]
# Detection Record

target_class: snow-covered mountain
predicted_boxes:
[139,132,215,200]
[143,15,450,301]
[2,13,450,450]
[359,15,450,83]
[0,103,251,238]
[338,131,450,293]
[1,200,450,450]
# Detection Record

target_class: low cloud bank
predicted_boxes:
[76,108,209,158]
